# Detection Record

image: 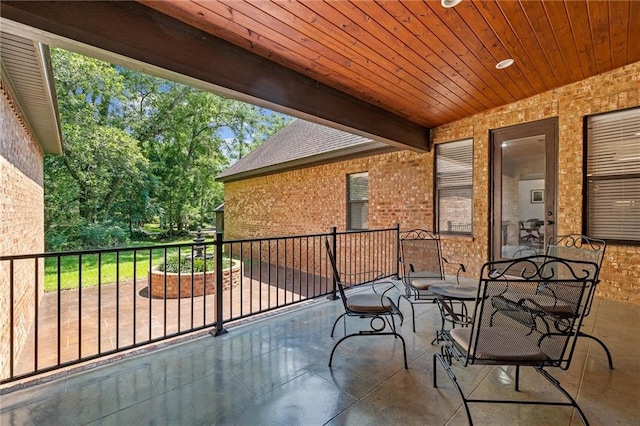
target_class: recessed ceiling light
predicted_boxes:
[441,0,463,8]
[496,58,515,69]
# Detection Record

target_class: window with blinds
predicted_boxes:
[347,172,368,230]
[436,139,473,235]
[586,107,640,243]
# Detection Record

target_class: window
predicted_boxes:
[436,139,473,235]
[586,107,640,243]
[347,172,368,230]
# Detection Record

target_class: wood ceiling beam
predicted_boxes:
[0,0,430,152]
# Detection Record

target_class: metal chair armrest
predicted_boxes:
[442,257,466,285]
[372,278,399,296]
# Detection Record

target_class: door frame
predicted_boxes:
[489,117,558,261]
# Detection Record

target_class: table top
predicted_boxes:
[430,285,477,301]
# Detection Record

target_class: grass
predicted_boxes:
[43,238,223,292]
[141,223,163,232]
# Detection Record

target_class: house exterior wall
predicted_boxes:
[432,61,639,303]
[224,61,640,303]
[0,83,45,379]
[224,149,432,239]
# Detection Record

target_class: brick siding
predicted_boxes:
[224,61,640,303]
[0,85,45,379]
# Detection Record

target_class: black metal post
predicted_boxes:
[327,226,339,300]
[395,223,401,279]
[213,230,228,336]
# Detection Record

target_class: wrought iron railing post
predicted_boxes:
[395,223,401,279]
[327,226,339,300]
[213,230,228,336]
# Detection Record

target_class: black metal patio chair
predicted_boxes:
[433,255,599,425]
[397,229,466,332]
[325,238,407,369]
[543,234,611,368]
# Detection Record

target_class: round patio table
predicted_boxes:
[430,285,477,343]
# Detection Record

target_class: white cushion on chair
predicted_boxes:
[408,277,446,290]
[347,294,394,313]
[451,327,547,362]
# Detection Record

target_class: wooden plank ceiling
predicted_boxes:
[140,0,640,130]
[1,1,638,151]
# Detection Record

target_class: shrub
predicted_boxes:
[80,222,129,248]
[156,253,230,273]
[44,229,77,251]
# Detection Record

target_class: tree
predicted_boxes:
[221,102,290,161]
[45,48,291,248]
[121,77,290,233]
[46,50,148,248]
[57,124,148,223]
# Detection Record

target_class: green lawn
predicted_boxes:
[44,239,214,292]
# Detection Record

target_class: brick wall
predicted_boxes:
[224,61,640,303]
[432,61,640,302]
[224,149,432,239]
[0,84,45,380]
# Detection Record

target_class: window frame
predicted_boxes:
[347,171,369,231]
[435,138,474,236]
[584,106,640,245]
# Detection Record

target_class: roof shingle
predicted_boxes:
[217,120,389,182]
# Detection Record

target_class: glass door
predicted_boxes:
[490,118,558,260]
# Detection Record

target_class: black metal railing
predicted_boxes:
[0,226,399,383]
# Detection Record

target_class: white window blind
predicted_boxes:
[586,107,640,242]
[436,139,473,234]
[348,172,368,230]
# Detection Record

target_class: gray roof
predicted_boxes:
[1,20,63,155]
[217,119,392,182]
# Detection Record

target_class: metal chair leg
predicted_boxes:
[578,331,614,369]
[329,332,408,369]
[330,313,347,337]
[434,353,474,425]
[433,358,589,425]
[398,295,416,332]
[535,367,590,426]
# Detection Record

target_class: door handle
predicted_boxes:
[546,221,554,225]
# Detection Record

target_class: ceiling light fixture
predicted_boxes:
[441,0,463,8]
[496,58,515,69]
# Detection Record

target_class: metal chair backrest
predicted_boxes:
[399,229,445,281]
[467,255,598,370]
[545,234,605,277]
[545,234,605,316]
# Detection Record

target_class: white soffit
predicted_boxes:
[1,19,62,154]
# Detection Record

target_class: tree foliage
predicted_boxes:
[45,49,291,249]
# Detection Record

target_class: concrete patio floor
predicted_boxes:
[1,284,638,425]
